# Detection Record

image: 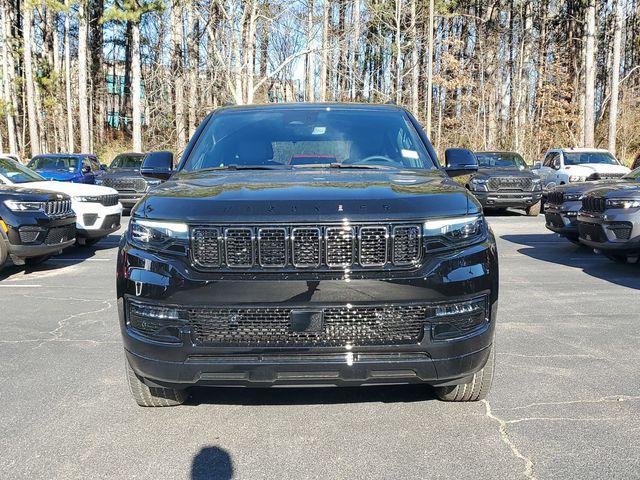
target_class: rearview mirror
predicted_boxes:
[444,148,478,177]
[141,151,174,181]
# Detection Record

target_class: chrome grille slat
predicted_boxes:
[225,228,254,267]
[44,199,72,217]
[191,223,423,271]
[325,227,354,267]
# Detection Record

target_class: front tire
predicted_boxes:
[435,346,495,402]
[0,238,7,270]
[125,357,188,407]
[525,201,541,216]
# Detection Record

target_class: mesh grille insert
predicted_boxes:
[192,228,220,268]
[225,228,253,267]
[359,226,388,266]
[393,226,421,265]
[325,227,354,267]
[258,228,287,266]
[292,228,321,267]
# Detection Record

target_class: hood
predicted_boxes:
[27,181,118,197]
[35,170,80,181]
[0,184,68,202]
[138,169,475,223]
[586,183,640,200]
[473,167,538,180]
[553,178,630,195]
[564,163,630,177]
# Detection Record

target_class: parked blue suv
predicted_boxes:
[28,154,104,184]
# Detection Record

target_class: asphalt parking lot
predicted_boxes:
[1,213,639,480]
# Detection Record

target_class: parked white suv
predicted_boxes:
[532,148,630,191]
[0,156,122,245]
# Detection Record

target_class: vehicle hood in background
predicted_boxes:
[28,181,118,197]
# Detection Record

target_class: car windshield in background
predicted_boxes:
[564,152,618,166]
[0,158,44,183]
[182,107,435,172]
[29,156,79,171]
[476,153,527,169]
[623,167,640,180]
[111,154,144,169]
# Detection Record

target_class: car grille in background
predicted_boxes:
[586,172,626,180]
[45,199,72,217]
[99,194,120,206]
[102,177,147,193]
[487,177,532,191]
[44,224,76,245]
[546,191,565,205]
[188,304,430,347]
[191,224,422,271]
[581,196,606,213]
[578,222,607,243]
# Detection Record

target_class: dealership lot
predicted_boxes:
[0,214,638,480]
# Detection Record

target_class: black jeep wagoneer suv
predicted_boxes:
[117,104,498,406]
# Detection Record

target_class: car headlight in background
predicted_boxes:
[563,193,583,202]
[75,195,101,203]
[605,199,640,209]
[129,218,189,254]
[531,178,542,191]
[469,178,488,191]
[3,200,44,212]
[423,215,486,251]
[569,175,586,182]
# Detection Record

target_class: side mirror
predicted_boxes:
[141,151,174,181]
[444,148,478,177]
[82,165,91,174]
[532,161,542,169]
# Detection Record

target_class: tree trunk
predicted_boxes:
[320,0,329,101]
[22,3,39,156]
[77,0,91,153]
[410,0,419,115]
[131,21,142,152]
[187,1,198,136]
[1,1,17,153]
[582,1,596,147]
[426,0,434,136]
[608,0,623,155]
[171,2,186,150]
[350,0,360,100]
[88,0,104,147]
[64,0,74,152]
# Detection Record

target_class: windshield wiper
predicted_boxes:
[291,163,395,170]
[197,164,287,172]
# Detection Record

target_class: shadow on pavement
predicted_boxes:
[188,383,437,407]
[191,446,234,480]
[501,232,640,290]
[0,231,122,280]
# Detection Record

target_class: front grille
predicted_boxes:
[189,304,430,347]
[102,177,147,193]
[44,199,72,217]
[44,224,75,245]
[191,223,422,271]
[581,196,606,213]
[607,222,633,240]
[99,194,120,206]
[578,222,607,243]
[546,191,565,205]
[487,177,532,191]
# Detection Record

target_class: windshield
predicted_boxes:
[29,156,79,171]
[0,157,44,184]
[564,152,619,166]
[111,154,144,169]
[182,107,435,172]
[476,152,527,169]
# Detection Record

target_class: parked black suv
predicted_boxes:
[0,186,76,269]
[468,151,542,215]
[117,104,498,406]
[98,152,158,208]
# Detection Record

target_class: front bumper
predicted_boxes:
[74,201,123,238]
[472,190,542,208]
[4,214,77,259]
[544,202,581,239]
[578,210,640,253]
[117,237,499,389]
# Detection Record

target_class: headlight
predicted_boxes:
[605,199,640,209]
[423,215,486,250]
[569,175,586,182]
[564,193,582,202]
[129,218,189,254]
[75,195,101,203]
[531,178,542,191]
[3,200,44,212]
[469,178,488,191]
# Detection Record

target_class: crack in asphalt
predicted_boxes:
[482,399,537,480]
[499,395,640,411]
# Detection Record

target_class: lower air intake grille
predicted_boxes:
[189,304,431,347]
[607,222,633,240]
[44,224,75,245]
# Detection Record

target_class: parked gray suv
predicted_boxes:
[578,178,640,263]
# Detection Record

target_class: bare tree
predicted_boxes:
[608,0,623,155]
[22,3,40,156]
[582,0,596,147]
[78,0,91,152]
